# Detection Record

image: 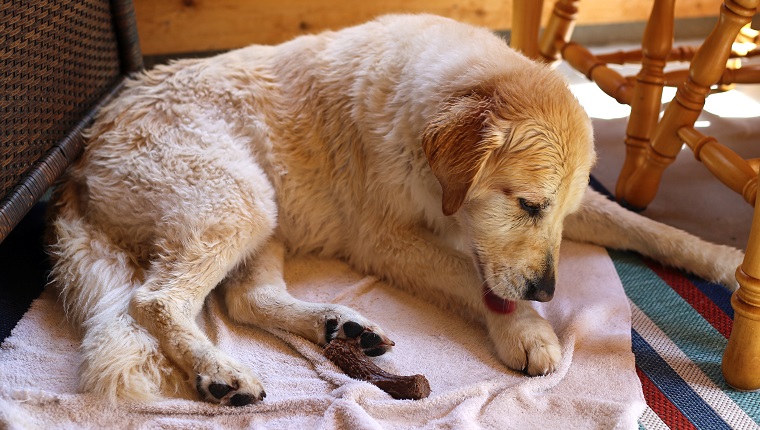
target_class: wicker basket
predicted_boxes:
[0,0,143,242]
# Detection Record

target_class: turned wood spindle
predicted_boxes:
[621,0,759,209]
[561,42,633,104]
[678,126,758,205]
[510,0,545,60]
[663,65,760,87]
[617,0,675,207]
[724,189,760,391]
[596,45,697,65]
[539,0,579,63]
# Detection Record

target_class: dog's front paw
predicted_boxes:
[195,353,266,406]
[496,325,561,376]
[486,304,561,376]
[321,311,395,357]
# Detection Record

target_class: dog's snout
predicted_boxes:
[524,268,555,302]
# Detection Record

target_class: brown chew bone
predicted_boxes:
[324,338,431,400]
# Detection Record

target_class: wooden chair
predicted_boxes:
[511,0,760,391]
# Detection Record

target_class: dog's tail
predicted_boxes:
[48,180,186,402]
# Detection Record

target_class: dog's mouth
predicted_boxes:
[472,249,517,315]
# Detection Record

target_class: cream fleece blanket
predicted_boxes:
[0,241,645,429]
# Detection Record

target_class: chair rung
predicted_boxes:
[678,126,757,206]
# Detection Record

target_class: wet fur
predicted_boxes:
[48,14,744,404]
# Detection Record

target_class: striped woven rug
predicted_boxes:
[608,250,759,429]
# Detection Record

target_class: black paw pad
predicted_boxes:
[342,321,364,338]
[325,319,339,342]
[229,393,255,407]
[208,383,233,399]
[360,332,382,348]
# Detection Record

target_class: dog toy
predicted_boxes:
[324,338,431,400]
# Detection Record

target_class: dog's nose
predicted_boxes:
[524,269,555,302]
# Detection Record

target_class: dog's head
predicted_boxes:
[422,69,595,302]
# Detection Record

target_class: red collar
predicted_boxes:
[483,287,516,314]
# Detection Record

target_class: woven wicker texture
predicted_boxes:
[0,0,121,199]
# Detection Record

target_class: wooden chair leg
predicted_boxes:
[511,0,545,60]
[620,0,760,210]
[723,175,760,391]
[539,0,633,102]
[539,0,579,63]
[616,0,675,204]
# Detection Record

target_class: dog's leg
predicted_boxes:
[130,223,269,406]
[222,238,395,356]
[564,188,744,289]
[49,183,185,402]
[351,228,562,375]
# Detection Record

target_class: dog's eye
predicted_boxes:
[518,198,542,217]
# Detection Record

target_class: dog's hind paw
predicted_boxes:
[323,316,395,357]
[194,355,266,406]
[196,375,266,406]
[197,377,266,406]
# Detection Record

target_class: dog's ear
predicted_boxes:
[422,91,494,216]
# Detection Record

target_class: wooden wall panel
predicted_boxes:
[134,0,724,55]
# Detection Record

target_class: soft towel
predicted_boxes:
[0,241,645,429]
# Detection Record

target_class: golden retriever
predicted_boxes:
[48,14,744,406]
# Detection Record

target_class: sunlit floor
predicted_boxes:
[558,44,760,251]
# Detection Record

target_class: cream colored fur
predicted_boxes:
[47,14,744,405]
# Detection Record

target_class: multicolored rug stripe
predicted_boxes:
[608,250,760,430]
